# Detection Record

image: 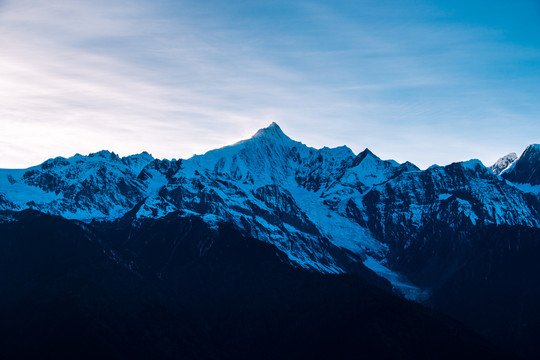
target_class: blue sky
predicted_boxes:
[1,0,539,169]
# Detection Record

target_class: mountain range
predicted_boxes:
[1,123,539,359]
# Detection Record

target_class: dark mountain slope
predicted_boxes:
[430,225,540,359]
[169,224,513,360]
[0,210,516,359]
[0,210,209,360]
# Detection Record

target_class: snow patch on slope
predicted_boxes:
[0,169,61,205]
[509,182,540,195]
[363,257,430,301]
[490,153,518,175]
[287,182,387,256]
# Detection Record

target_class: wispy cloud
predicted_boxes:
[0,0,286,165]
[1,0,539,169]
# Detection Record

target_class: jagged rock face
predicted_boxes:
[0,123,539,300]
[361,160,539,238]
[502,144,540,185]
[357,160,540,282]
[490,153,517,175]
[0,151,154,219]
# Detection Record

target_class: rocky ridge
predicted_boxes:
[1,123,538,300]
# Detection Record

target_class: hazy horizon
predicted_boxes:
[0,121,535,171]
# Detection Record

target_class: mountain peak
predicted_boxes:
[490,152,518,175]
[353,148,379,166]
[502,144,540,185]
[251,122,288,140]
[88,150,120,161]
[122,151,154,162]
[524,144,540,155]
[460,159,485,171]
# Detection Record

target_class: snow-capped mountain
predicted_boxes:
[501,144,540,185]
[0,150,154,219]
[1,123,539,301]
[490,152,517,175]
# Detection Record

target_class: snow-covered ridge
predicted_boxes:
[1,123,538,300]
[500,144,540,185]
[0,150,155,219]
[490,153,517,176]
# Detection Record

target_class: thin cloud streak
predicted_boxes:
[0,0,294,165]
[0,0,539,169]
